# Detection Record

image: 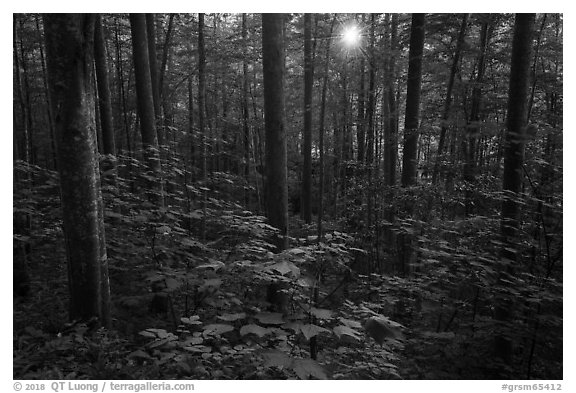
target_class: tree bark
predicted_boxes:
[401,13,426,188]
[495,12,535,367]
[146,13,163,145]
[44,13,110,327]
[383,13,398,187]
[366,13,376,164]
[242,13,251,207]
[464,15,490,215]
[94,14,116,157]
[262,13,289,251]
[302,13,314,224]
[198,13,207,181]
[129,13,163,205]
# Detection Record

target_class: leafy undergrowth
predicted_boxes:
[13,160,562,379]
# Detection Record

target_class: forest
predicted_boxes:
[13,13,562,380]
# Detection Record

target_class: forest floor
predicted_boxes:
[13,164,562,380]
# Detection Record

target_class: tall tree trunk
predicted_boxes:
[94,14,116,157]
[242,13,251,207]
[262,13,289,251]
[159,13,175,103]
[198,14,207,181]
[401,13,426,188]
[198,13,208,241]
[13,15,31,164]
[114,16,130,156]
[301,13,314,224]
[366,13,376,165]
[464,15,490,215]
[35,15,58,170]
[129,13,163,206]
[44,13,110,327]
[317,16,336,242]
[145,13,163,145]
[495,13,535,367]
[432,13,468,185]
[383,13,398,188]
[398,13,425,276]
[356,15,367,164]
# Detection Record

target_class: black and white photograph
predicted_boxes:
[12,11,563,383]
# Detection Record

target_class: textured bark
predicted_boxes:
[159,13,175,102]
[242,14,251,206]
[35,15,58,170]
[496,13,535,366]
[383,13,398,187]
[501,13,534,259]
[130,14,163,205]
[44,13,110,326]
[401,13,426,188]
[317,16,336,242]
[198,13,207,180]
[301,13,314,224]
[366,13,376,164]
[262,13,289,251]
[94,14,116,156]
[146,13,163,145]
[13,15,31,164]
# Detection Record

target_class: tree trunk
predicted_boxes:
[14,15,31,165]
[94,14,116,157]
[366,13,376,165]
[432,13,468,185]
[145,13,163,145]
[35,15,58,170]
[129,13,163,206]
[495,12,535,367]
[198,13,207,181]
[317,16,336,242]
[242,13,251,207]
[401,13,426,188]
[159,13,175,104]
[464,15,490,215]
[383,13,398,188]
[44,13,110,327]
[262,13,289,251]
[301,13,314,224]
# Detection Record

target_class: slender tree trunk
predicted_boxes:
[159,13,175,103]
[366,13,376,165]
[145,13,163,145]
[317,16,336,242]
[357,15,366,164]
[34,15,58,170]
[302,13,314,224]
[14,15,31,164]
[383,13,398,188]
[198,13,208,240]
[262,13,289,251]
[129,13,163,206]
[495,13,535,367]
[94,14,116,157]
[432,14,468,185]
[44,13,110,327]
[398,13,425,276]
[401,13,426,188]
[198,14,207,181]
[242,14,251,207]
[464,15,490,216]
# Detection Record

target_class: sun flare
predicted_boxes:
[342,25,361,47]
